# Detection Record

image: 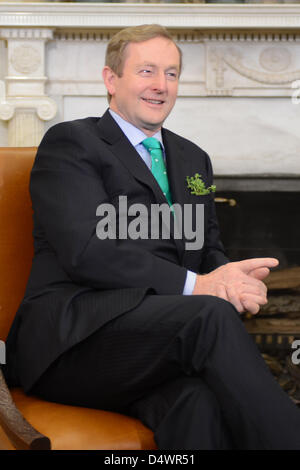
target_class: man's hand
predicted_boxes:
[192,258,279,315]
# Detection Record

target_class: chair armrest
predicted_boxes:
[0,367,51,450]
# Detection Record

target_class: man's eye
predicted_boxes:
[166,72,177,79]
[140,69,152,74]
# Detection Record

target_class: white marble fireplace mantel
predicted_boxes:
[0,3,300,176]
[1,3,300,29]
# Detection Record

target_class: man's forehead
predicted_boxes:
[124,37,180,64]
[136,60,179,70]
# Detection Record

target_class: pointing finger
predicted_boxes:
[237,258,279,274]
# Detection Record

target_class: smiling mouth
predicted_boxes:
[141,98,164,105]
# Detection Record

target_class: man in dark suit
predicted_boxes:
[5,24,300,449]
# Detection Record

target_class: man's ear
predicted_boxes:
[102,66,117,96]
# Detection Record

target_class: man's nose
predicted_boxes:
[151,72,167,92]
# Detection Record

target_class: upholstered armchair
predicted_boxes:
[0,147,156,450]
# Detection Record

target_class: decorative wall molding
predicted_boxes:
[259,47,291,72]
[1,3,300,30]
[0,94,57,122]
[202,32,300,42]
[54,31,113,42]
[206,39,300,96]
[0,27,53,41]
[53,30,300,43]
[0,26,56,146]
[10,44,41,75]
[223,48,300,85]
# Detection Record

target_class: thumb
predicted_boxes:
[249,267,270,281]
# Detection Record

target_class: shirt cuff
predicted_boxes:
[182,270,197,295]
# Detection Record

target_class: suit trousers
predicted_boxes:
[30,294,300,450]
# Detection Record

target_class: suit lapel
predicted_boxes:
[162,128,190,209]
[97,110,167,206]
[163,129,192,260]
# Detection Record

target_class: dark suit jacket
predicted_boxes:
[5,109,228,392]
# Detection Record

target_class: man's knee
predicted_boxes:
[205,295,240,317]
[191,295,240,326]
[177,295,243,354]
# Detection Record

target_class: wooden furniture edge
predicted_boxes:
[0,367,51,450]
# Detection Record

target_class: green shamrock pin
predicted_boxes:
[186,173,216,196]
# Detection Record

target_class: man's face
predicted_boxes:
[103,37,180,136]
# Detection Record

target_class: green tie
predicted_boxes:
[142,137,172,207]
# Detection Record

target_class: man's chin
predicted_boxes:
[140,117,166,133]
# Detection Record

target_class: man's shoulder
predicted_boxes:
[45,116,100,137]
[42,110,119,146]
[162,127,209,158]
[35,116,107,169]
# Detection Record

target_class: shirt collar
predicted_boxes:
[109,109,164,149]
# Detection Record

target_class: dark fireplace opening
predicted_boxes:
[215,186,300,405]
[215,190,300,269]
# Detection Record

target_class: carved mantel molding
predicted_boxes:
[0,3,300,30]
[0,26,57,146]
